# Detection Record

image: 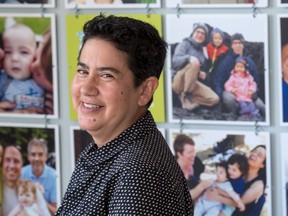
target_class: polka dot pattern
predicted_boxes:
[56,111,193,215]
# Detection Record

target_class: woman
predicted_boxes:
[173,134,213,202]
[205,145,267,215]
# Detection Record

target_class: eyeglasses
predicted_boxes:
[195,30,206,36]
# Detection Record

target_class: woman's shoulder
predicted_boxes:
[246,176,265,190]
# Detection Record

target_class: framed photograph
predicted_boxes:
[278,0,288,7]
[0,0,55,8]
[281,133,288,216]
[165,14,269,125]
[66,14,166,122]
[165,0,267,8]
[0,123,61,216]
[65,0,160,9]
[278,15,288,126]
[0,14,58,118]
[168,128,271,216]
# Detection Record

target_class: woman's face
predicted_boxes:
[71,38,150,146]
[193,28,206,44]
[177,144,196,166]
[248,146,266,169]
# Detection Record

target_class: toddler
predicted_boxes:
[221,153,249,215]
[8,180,50,216]
[0,22,44,112]
[194,160,245,216]
[224,56,260,118]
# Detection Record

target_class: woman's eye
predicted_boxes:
[101,73,113,79]
[77,69,87,75]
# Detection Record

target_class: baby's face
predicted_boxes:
[234,62,246,74]
[212,32,223,48]
[216,166,228,182]
[282,44,288,82]
[18,187,36,207]
[3,26,36,80]
[228,163,242,179]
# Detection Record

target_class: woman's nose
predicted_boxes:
[81,76,99,95]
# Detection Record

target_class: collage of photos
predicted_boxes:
[0,123,60,216]
[281,133,288,216]
[0,0,55,8]
[168,129,271,216]
[65,0,161,9]
[0,14,58,118]
[0,1,287,216]
[278,15,288,125]
[165,14,269,125]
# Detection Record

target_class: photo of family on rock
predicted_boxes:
[166,14,269,124]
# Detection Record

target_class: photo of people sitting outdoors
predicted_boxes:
[0,125,60,216]
[166,14,269,124]
[169,129,271,216]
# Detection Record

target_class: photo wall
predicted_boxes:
[0,0,287,215]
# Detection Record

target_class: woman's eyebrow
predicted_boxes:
[77,61,89,70]
[95,66,120,74]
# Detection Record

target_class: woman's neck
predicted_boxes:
[246,167,259,182]
[178,160,193,179]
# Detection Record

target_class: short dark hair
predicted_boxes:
[227,153,249,177]
[216,160,229,177]
[79,14,168,107]
[173,134,195,159]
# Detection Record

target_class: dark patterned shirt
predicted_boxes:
[56,111,193,215]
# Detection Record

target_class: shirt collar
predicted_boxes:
[79,111,156,167]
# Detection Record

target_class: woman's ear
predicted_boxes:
[138,76,159,106]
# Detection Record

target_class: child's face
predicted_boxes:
[18,186,36,207]
[234,62,246,74]
[216,166,228,182]
[228,163,242,179]
[3,26,36,80]
[282,44,288,82]
[212,32,223,48]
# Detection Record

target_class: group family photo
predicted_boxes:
[0,124,60,216]
[166,14,269,125]
[169,129,271,216]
